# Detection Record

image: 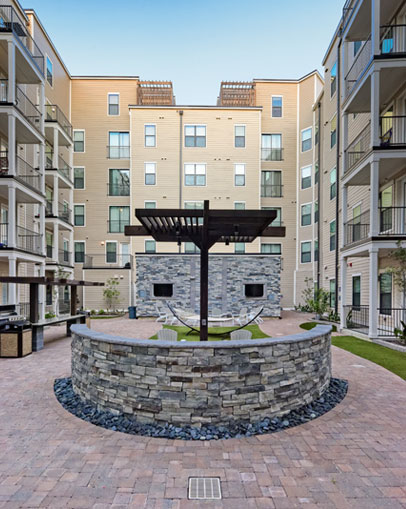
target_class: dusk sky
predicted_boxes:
[27,0,344,104]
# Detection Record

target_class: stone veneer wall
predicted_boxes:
[136,254,281,317]
[71,324,331,427]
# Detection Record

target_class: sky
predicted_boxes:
[26,0,344,104]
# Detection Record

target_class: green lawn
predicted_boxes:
[300,321,337,332]
[150,324,268,342]
[300,322,406,380]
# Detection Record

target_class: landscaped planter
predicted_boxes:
[70,324,332,427]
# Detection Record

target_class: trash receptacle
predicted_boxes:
[128,306,137,319]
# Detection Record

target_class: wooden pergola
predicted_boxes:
[125,200,285,341]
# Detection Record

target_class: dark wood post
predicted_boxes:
[200,200,210,341]
[70,286,77,316]
[29,283,39,323]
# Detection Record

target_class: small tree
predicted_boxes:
[301,277,330,317]
[386,241,406,309]
[103,277,121,312]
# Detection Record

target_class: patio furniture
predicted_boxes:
[250,306,264,325]
[155,303,169,323]
[230,329,252,341]
[157,328,178,341]
[234,307,248,326]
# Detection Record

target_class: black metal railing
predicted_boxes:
[58,298,70,316]
[0,222,7,246]
[58,248,71,266]
[345,122,371,172]
[83,254,132,269]
[46,244,53,258]
[58,155,72,181]
[380,116,406,147]
[378,308,406,337]
[45,105,72,139]
[16,302,30,319]
[16,225,42,254]
[107,146,130,159]
[107,183,130,196]
[345,35,372,98]
[261,148,283,161]
[261,184,283,198]
[16,85,42,131]
[342,0,357,30]
[107,219,130,233]
[381,25,406,55]
[379,207,406,235]
[45,149,53,169]
[58,202,71,224]
[45,200,53,216]
[0,151,42,193]
[344,210,370,246]
[343,305,369,332]
[0,79,7,102]
[0,5,45,75]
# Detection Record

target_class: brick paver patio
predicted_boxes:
[1,313,406,508]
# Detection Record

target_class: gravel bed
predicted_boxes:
[54,377,348,440]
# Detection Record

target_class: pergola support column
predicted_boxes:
[199,201,209,342]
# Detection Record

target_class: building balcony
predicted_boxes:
[107,146,130,159]
[45,152,73,187]
[107,219,130,234]
[344,206,406,247]
[343,304,406,337]
[58,248,72,266]
[0,222,43,255]
[261,184,283,198]
[107,183,130,196]
[261,148,283,162]
[46,244,52,258]
[83,254,132,269]
[45,104,72,145]
[0,150,42,195]
[45,200,72,226]
[0,5,44,78]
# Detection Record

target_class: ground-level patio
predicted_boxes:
[0,313,405,508]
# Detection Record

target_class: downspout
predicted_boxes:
[178,110,183,253]
[317,101,322,291]
[335,33,343,316]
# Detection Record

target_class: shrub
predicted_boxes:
[98,309,105,315]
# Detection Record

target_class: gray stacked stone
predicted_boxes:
[136,254,281,317]
[71,324,332,427]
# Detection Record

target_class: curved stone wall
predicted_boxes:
[70,325,332,426]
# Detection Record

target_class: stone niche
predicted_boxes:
[71,325,331,427]
[135,254,281,317]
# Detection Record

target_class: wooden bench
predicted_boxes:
[31,314,89,351]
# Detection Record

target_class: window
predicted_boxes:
[301,204,312,226]
[108,132,130,159]
[106,242,117,263]
[234,202,245,210]
[46,56,53,86]
[314,201,319,223]
[235,242,245,254]
[352,276,361,310]
[109,206,130,233]
[74,167,85,189]
[234,164,245,186]
[145,125,156,147]
[354,41,362,56]
[262,207,281,227]
[244,284,264,298]
[352,205,362,242]
[185,201,204,226]
[330,220,336,251]
[145,163,156,185]
[108,93,119,115]
[46,231,53,258]
[261,134,282,161]
[145,240,156,253]
[46,285,52,306]
[379,273,392,315]
[153,283,173,298]
[185,125,206,147]
[73,130,85,152]
[380,186,393,232]
[301,166,312,189]
[330,279,336,308]
[74,242,85,263]
[184,163,206,186]
[330,167,337,199]
[234,125,245,147]
[315,162,319,184]
[315,125,319,146]
[331,115,337,148]
[331,61,337,97]
[261,171,282,197]
[144,201,156,209]
[301,242,311,263]
[109,169,130,196]
[261,243,281,254]
[74,205,85,226]
[272,96,283,118]
[185,242,199,253]
[314,239,319,262]
[301,128,312,152]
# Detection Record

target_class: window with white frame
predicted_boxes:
[185,241,199,253]
[185,125,206,147]
[184,163,206,186]
[261,243,281,254]
[301,165,312,189]
[330,62,337,98]
[234,125,245,147]
[234,164,245,186]
[301,128,312,152]
[144,201,156,209]
[261,134,282,161]
[73,130,85,152]
[301,204,312,226]
[261,171,282,197]
[108,93,119,115]
[74,167,85,189]
[331,115,337,148]
[235,242,245,254]
[145,240,156,253]
[234,202,245,210]
[301,242,311,263]
[272,96,283,117]
[262,206,282,226]
[74,241,85,263]
[145,125,156,147]
[330,220,336,251]
[46,56,53,86]
[330,167,337,199]
[109,132,130,159]
[74,205,85,226]
[106,241,117,263]
[144,163,156,185]
[330,279,336,307]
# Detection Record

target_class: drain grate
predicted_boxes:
[188,477,222,500]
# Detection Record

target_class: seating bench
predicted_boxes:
[31,314,88,351]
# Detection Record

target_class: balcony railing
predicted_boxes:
[0,222,42,254]
[107,146,130,159]
[58,248,71,266]
[0,222,7,246]
[381,25,406,55]
[0,5,45,75]
[0,79,7,101]
[343,305,406,337]
[0,151,42,193]
[261,184,283,198]
[342,0,358,31]
[58,155,72,181]
[345,36,372,98]
[261,148,283,161]
[45,200,53,216]
[45,200,72,224]
[344,210,370,246]
[46,244,53,258]
[380,116,406,147]
[107,183,130,196]
[107,219,130,233]
[45,105,72,140]
[345,123,371,173]
[343,305,369,333]
[16,85,42,131]
[83,254,132,269]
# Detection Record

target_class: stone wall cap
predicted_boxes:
[71,324,332,349]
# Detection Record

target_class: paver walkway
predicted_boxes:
[0,313,405,508]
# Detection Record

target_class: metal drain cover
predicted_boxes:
[188,477,222,500]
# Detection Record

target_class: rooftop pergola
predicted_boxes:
[125,200,285,341]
